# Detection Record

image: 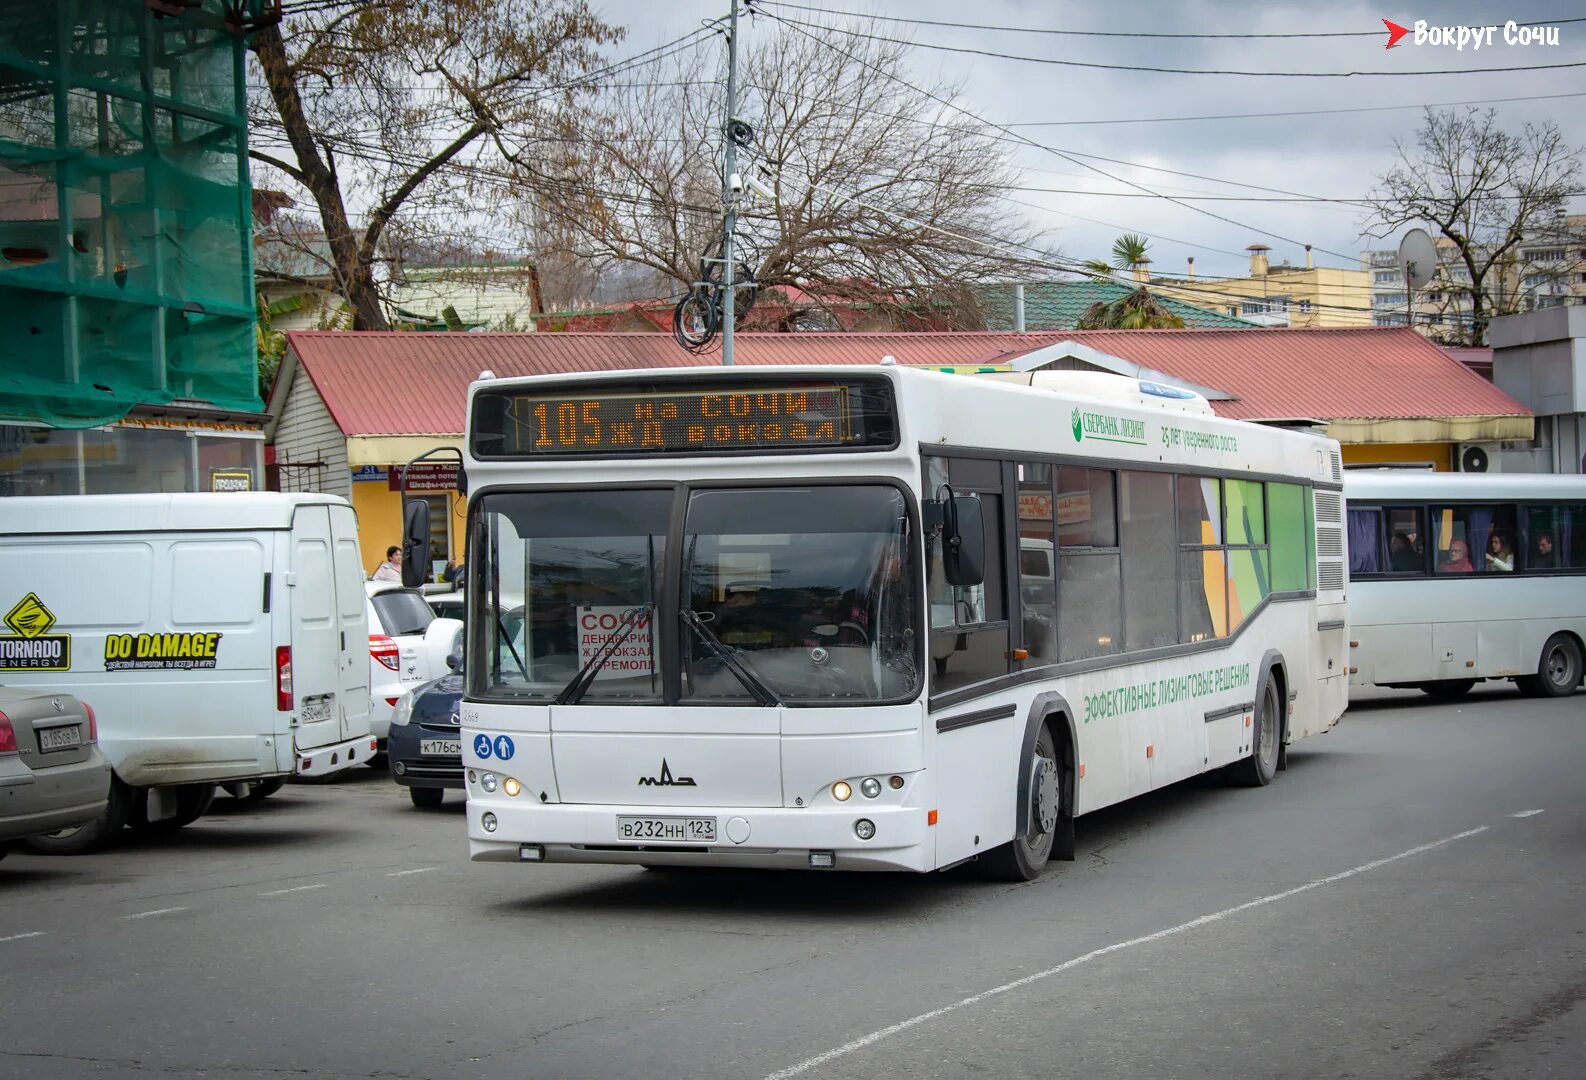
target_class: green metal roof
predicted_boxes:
[977,281,1257,331]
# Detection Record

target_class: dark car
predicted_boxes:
[388,672,464,808]
[1,686,112,859]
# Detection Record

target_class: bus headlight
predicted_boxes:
[482,812,498,833]
[854,819,876,841]
[860,777,882,799]
[832,781,852,802]
[481,772,499,793]
[503,777,522,798]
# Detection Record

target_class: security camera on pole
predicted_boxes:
[720,0,741,367]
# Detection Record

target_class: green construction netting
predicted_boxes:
[0,0,262,428]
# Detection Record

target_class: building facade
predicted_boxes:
[1143,246,1374,329]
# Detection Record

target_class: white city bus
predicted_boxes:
[445,365,1347,880]
[1345,470,1586,699]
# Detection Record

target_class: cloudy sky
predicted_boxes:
[601,0,1586,286]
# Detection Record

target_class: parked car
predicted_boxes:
[388,669,464,808]
[425,590,465,623]
[0,686,112,859]
[365,582,462,754]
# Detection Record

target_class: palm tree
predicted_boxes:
[1077,233,1185,330]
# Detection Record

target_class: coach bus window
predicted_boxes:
[474,489,669,701]
[1016,461,1057,662]
[680,485,920,703]
[925,456,1010,695]
[1268,483,1312,591]
[1347,506,1384,575]
[1121,471,1176,650]
[1057,467,1120,662]
[1432,504,1516,576]
[1224,480,1270,634]
[1526,504,1585,570]
[1178,476,1225,642]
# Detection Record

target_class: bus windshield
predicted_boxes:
[472,484,919,704]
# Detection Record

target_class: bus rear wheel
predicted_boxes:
[1518,634,1584,698]
[1226,676,1281,788]
[981,724,1060,882]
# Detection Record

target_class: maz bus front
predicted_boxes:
[453,365,1346,880]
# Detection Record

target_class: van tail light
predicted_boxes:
[0,710,15,754]
[276,646,294,711]
[84,701,97,742]
[370,634,401,671]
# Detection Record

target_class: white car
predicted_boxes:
[365,582,463,751]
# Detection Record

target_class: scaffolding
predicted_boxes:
[0,0,268,428]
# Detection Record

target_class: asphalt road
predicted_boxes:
[1,683,1582,1080]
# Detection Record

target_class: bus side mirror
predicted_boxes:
[943,495,985,588]
[401,498,429,588]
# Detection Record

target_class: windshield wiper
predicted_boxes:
[681,608,782,706]
[555,605,650,705]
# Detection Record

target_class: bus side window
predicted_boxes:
[924,455,1010,693]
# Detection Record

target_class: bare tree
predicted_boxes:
[1363,108,1582,346]
[519,22,1060,329]
[249,0,622,330]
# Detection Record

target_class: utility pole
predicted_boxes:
[720,0,740,366]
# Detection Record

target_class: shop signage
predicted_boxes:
[389,462,460,492]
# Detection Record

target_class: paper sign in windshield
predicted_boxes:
[577,606,653,677]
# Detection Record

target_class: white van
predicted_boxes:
[0,493,375,852]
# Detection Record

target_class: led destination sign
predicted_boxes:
[472,379,897,457]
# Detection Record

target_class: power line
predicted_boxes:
[750,2,1586,41]
[757,13,1586,78]
[1005,91,1586,128]
[752,8,1366,266]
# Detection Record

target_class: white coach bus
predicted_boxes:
[437,365,1347,880]
[1345,470,1586,699]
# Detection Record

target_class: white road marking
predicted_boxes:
[388,867,436,877]
[763,825,1490,1080]
[1511,809,1544,818]
[124,907,187,920]
[260,883,328,897]
[0,932,45,944]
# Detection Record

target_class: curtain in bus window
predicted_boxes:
[1561,504,1585,568]
[1346,507,1382,575]
[1267,483,1310,591]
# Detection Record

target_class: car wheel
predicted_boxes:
[1226,674,1281,788]
[25,778,131,855]
[409,786,445,808]
[980,723,1060,882]
[1422,679,1476,700]
[1517,633,1583,698]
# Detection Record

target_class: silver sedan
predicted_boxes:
[0,686,112,859]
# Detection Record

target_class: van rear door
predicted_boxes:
[329,505,372,743]
[288,506,343,751]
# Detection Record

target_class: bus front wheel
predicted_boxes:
[981,723,1060,882]
[1226,675,1281,788]
[1518,634,1584,699]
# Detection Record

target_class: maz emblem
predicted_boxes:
[639,758,696,787]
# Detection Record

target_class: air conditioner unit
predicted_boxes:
[1455,443,1502,473]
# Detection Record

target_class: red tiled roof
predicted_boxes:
[1044,328,1525,423]
[283,326,1526,437]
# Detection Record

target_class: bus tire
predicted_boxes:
[981,723,1060,882]
[1226,675,1281,788]
[1519,634,1583,698]
[24,777,132,855]
[1422,679,1476,700]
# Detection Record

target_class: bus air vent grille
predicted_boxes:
[1317,563,1345,591]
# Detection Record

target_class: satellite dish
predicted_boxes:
[1398,229,1438,292]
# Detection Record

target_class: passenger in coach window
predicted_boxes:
[1531,532,1557,569]
[1483,533,1514,573]
[1439,540,1474,574]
